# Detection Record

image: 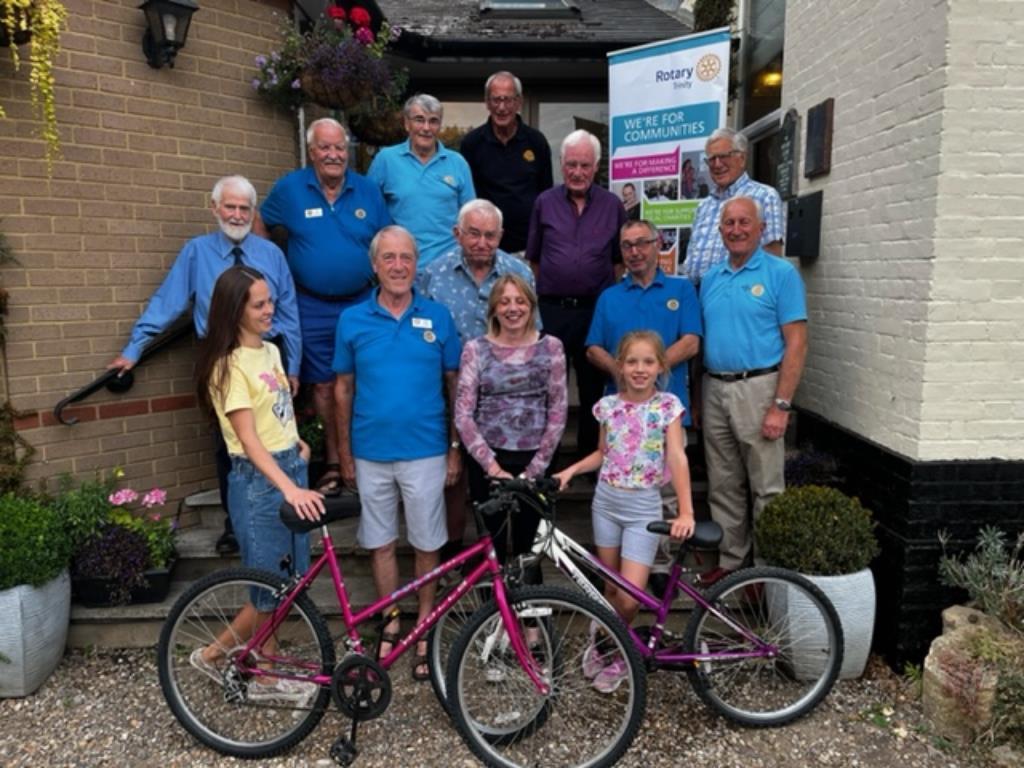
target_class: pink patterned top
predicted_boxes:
[594,392,684,489]
[455,335,568,478]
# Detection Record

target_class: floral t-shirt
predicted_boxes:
[594,392,684,489]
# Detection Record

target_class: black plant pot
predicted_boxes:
[72,559,177,607]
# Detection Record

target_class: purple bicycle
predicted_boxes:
[157,492,646,768]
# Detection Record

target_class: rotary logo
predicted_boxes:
[696,54,722,82]
[443,175,456,186]
[523,149,536,162]
[423,330,437,343]
[354,208,366,219]
[666,298,680,311]
[751,284,765,297]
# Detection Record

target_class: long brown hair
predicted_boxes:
[195,266,266,415]
[486,273,538,337]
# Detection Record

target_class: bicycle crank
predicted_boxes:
[331,655,392,721]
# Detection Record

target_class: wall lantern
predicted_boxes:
[140,0,199,69]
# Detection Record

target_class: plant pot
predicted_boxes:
[300,69,373,111]
[72,559,177,607]
[767,567,875,680]
[348,108,406,146]
[0,570,70,697]
[0,7,32,47]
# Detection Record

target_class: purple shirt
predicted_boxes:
[526,184,626,298]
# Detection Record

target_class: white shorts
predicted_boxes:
[355,455,447,552]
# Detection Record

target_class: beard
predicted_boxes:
[218,219,252,242]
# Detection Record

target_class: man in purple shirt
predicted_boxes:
[527,129,626,455]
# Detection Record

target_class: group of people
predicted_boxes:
[112,69,807,696]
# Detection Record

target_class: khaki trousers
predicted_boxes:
[702,372,785,570]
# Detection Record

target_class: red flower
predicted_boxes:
[326,6,346,20]
[350,6,372,27]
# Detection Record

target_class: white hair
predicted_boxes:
[560,129,601,165]
[306,117,348,148]
[369,225,418,263]
[719,195,764,225]
[403,93,443,120]
[211,175,256,207]
[457,199,503,230]
[484,71,522,100]
[706,127,748,154]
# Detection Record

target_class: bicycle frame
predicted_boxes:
[238,525,550,694]
[533,519,779,666]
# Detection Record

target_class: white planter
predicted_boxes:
[768,568,875,680]
[0,570,71,697]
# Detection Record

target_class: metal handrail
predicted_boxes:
[52,316,195,425]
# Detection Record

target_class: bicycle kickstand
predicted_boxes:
[329,719,360,767]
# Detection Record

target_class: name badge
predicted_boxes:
[304,208,323,219]
[412,317,433,329]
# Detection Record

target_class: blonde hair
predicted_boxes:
[486,274,537,337]
[615,330,670,391]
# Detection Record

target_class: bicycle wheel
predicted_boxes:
[683,566,843,727]
[157,567,335,758]
[447,585,646,768]
[426,580,492,710]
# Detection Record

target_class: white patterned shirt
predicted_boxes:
[683,173,785,283]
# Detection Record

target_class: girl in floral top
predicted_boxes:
[554,330,694,692]
[456,274,568,584]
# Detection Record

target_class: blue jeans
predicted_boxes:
[227,445,311,611]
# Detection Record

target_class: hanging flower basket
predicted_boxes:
[348,107,406,146]
[300,68,373,111]
[0,5,31,46]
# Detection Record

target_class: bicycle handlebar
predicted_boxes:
[474,476,559,522]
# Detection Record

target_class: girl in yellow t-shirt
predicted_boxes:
[190,266,324,703]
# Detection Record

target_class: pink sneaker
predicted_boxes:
[592,657,628,694]
[582,642,606,679]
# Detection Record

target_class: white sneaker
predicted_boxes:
[248,677,318,707]
[592,657,628,694]
[189,648,222,683]
[581,642,606,679]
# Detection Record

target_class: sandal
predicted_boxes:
[376,630,400,662]
[316,463,343,497]
[411,644,430,682]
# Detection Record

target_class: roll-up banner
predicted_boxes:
[608,28,730,273]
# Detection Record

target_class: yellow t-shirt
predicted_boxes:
[213,343,299,456]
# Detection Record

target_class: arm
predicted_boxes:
[454,343,500,476]
[269,256,302,391]
[444,369,462,486]
[761,320,808,441]
[586,345,618,380]
[552,432,605,491]
[227,409,324,520]
[665,334,700,368]
[524,339,568,478]
[763,241,784,256]
[761,190,785,256]
[333,373,356,486]
[665,418,694,539]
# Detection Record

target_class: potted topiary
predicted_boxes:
[755,484,880,678]
[0,492,73,697]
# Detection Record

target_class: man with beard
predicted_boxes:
[110,174,300,555]
[256,117,391,499]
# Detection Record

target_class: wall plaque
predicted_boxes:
[804,97,834,179]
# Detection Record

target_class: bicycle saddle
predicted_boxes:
[279,490,360,533]
[646,519,723,549]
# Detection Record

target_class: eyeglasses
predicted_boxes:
[621,237,657,251]
[461,227,500,241]
[488,96,519,106]
[409,115,442,127]
[704,150,743,164]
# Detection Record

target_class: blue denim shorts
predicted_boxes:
[228,444,311,611]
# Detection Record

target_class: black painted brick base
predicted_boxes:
[796,410,1024,667]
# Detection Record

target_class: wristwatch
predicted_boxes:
[449,440,461,450]
[774,398,793,412]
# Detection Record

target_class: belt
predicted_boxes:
[540,295,596,309]
[296,281,373,304]
[707,364,780,383]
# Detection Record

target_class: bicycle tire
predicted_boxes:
[447,585,646,768]
[683,566,843,727]
[157,567,335,758]
[426,580,492,711]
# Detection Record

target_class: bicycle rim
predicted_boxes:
[448,585,646,768]
[684,566,843,727]
[427,580,492,710]
[157,568,335,758]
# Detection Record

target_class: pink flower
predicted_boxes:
[350,6,371,27]
[109,489,138,506]
[142,488,168,508]
[355,26,375,45]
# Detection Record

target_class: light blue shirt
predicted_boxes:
[367,140,476,266]
[417,248,538,342]
[700,248,806,373]
[333,289,462,462]
[121,231,302,376]
[586,269,702,424]
[683,173,785,283]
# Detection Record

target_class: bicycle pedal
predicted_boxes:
[330,736,358,766]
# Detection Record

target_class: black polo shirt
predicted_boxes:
[460,117,553,253]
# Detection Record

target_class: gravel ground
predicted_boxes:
[0,650,992,768]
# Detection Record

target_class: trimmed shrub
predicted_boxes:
[0,493,72,590]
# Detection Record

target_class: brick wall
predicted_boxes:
[782,0,1024,462]
[0,0,298,498]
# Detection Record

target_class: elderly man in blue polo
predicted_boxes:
[332,225,462,682]
[256,117,390,498]
[585,218,702,426]
[698,195,807,588]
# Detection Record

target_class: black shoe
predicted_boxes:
[215,530,239,555]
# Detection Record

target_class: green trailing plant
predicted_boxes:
[938,526,1024,635]
[755,484,880,575]
[0,492,72,590]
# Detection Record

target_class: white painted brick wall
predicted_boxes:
[783,0,1024,461]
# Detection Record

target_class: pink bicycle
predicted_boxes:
[157,493,646,768]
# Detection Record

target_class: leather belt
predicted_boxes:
[539,295,596,309]
[296,281,373,304]
[707,364,780,383]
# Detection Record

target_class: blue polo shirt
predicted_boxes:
[366,140,476,266]
[260,166,390,297]
[700,248,807,373]
[585,269,702,424]
[333,289,462,462]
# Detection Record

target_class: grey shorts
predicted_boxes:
[591,481,663,567]
[355,454,447,552]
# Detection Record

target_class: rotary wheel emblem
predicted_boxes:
[696,54,722,82]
